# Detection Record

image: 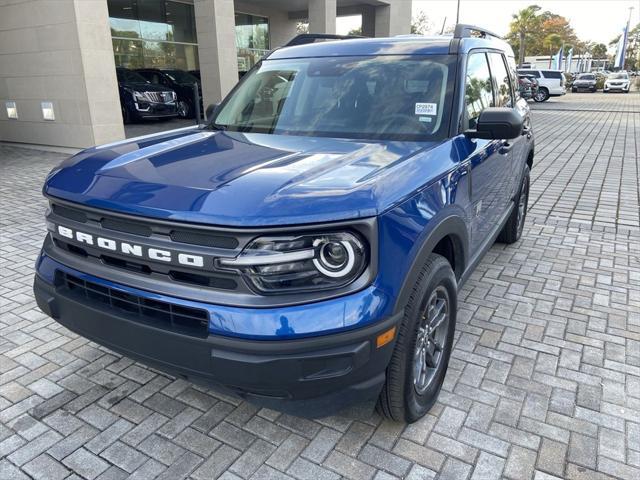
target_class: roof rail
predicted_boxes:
[284,33,363,47]
[453,24,502,40]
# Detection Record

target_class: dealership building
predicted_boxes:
[0,0,412,149]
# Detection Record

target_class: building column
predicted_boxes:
[194,0,238,108]
[74,0,124,146]
[375,0,412,37]
[308,0,336,34]
[0,0,123,148]
[361,6,376,37]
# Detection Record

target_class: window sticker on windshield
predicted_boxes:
[415,102,437,116]
[418,116,432,123]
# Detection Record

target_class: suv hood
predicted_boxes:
[45,127,447,226]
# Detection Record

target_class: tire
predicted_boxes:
[497,164,530,244]
[533,88,549,102]
[177,100,192,118]
[121,105,131,124]
[376,254,457,423]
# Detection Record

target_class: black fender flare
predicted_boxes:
[393,215,469,314]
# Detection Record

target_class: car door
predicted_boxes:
[489,52,528,202]
[506,55,532,188]
[457,51,513,255]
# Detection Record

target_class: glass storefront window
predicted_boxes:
[108,0,198,70]
[235,13,269,73]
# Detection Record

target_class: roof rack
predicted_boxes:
[284,33,363,47]
[453,24,502,40]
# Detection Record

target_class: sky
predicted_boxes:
[336,0,639,46]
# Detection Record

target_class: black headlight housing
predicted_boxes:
[218,231,369,295]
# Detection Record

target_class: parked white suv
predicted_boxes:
[517,69,566,102]
[604,72,630,93]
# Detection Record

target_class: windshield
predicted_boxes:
[578,74,595,80]
[212,55,455,141]
[164,70,200,84]
[117,69,149,84]
[609,73,628,79]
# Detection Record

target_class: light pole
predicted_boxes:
[456,0,461,24]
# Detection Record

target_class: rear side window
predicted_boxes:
[489,53,513,107]
[505,56,521,100]
[542,71,563,79]
[464,52,494,130]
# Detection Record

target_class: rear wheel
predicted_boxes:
[533,88,549,102]
[376,254,457,423]
[497,164,530,244]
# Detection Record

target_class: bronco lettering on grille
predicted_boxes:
[57,225,205,268]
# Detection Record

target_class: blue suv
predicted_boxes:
[34,25,534,422]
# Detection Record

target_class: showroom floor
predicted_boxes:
[1,91,639,480]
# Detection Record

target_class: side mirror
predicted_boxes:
[205,103,220,122]
[465,107,523,140]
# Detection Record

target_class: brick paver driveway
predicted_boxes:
[1,91,639,480]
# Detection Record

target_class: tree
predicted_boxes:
[296,22,309,34]
[348,27,363,36]
[509,5,542,65]
[591,43,608,59]
[543,33,562,67]
[411,12,431,35]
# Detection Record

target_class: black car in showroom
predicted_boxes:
[116,67,178,123]
[135,68,202,118]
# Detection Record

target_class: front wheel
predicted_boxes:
[177,100,192,118]
[533,88,549,102]
[377,254,457,423]
[497,164,530,244]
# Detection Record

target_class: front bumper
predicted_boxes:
[604,85,629,91]
[34,271,400,417]
[134,101,178,118]
[572,84,596,91]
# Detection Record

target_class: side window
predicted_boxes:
[489,53,513,107]
[464,53,494,130]
[542,71,562,79]
[505,55,521,100]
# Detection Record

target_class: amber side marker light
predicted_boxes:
[376,326,396,348]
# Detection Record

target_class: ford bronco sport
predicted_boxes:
[35,25,534,422]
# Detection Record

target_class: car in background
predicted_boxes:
[135,68,202,118]
[604,72,631,93]
[517,75,534,99]
[518,74,539,100]
[517,68,566,102]
[572,73,597,92]
[115,67,178,124]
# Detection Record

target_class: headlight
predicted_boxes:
[218,232,367,294]
[133,91,145,101]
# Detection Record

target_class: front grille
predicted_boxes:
[102,217,152,237]
[143,91,173,103]
[47,201,247,294]
[56,272,209,338]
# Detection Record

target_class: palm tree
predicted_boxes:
[511,5,542,66]
[544,33,562,68]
